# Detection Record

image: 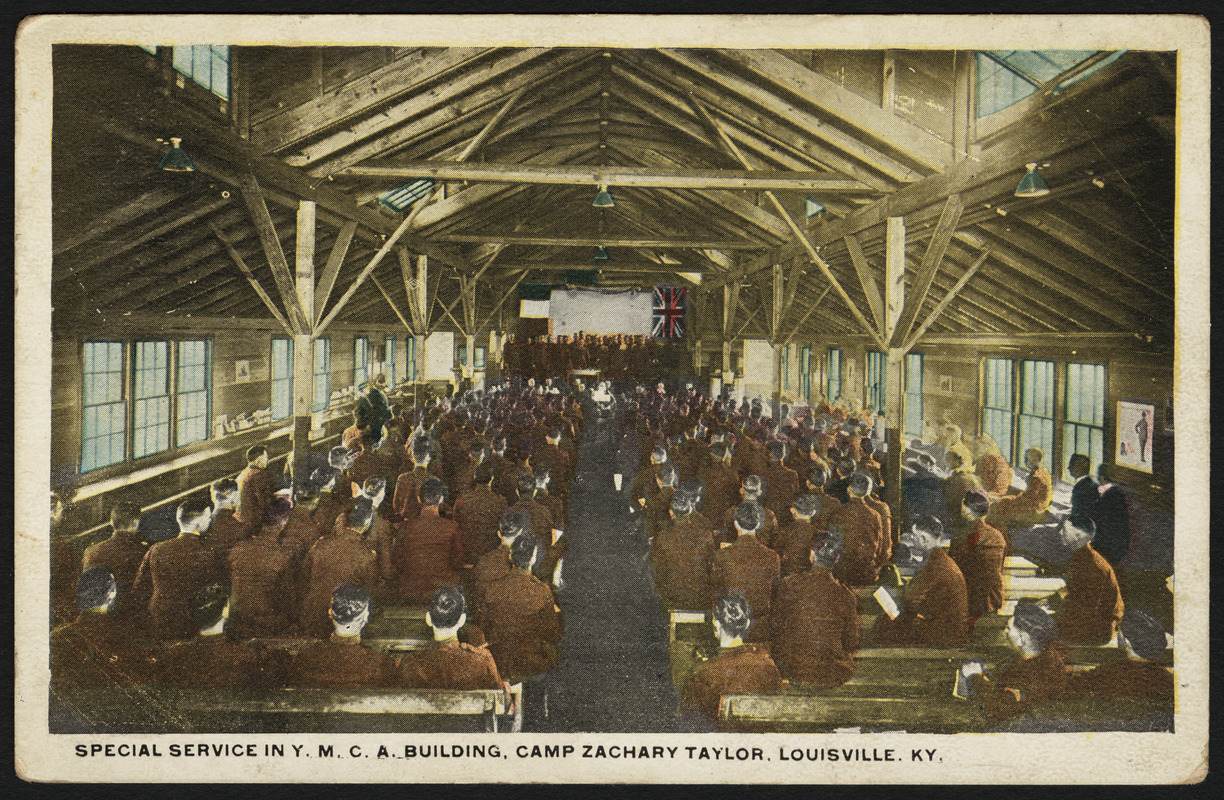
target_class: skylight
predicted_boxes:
[976,50,1124,118]
[377,178,436,213]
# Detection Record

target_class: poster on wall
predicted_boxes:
[1116,399,1156,473]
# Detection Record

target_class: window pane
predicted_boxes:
[905,352,924,438]
[313,338,330,412]
[1064,362,1106,478]
[271,338,293,421]
[385,336,397,386]
[82,341,126,472]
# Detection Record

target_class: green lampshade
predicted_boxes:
[592,245,611,262]
[592,187,615,207]
[1014,163,1050,197]
[158,137,195,172]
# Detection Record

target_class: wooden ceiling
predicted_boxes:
[50,45,1176,346]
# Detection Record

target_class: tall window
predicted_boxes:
[799,345,812,402]
[781,344,790,391]
[172,45,230,99]
[827,347,843,402]
[271,338,293,421]
[82,341,126,473]
[865,351,886,414]
[354,336,370,389]
[983,357,1015,463]
[313,338,331,413]
[1065,362,1107,478]
[905,352,924,438]
[1018,359,1056,470]
[405,337,417,382]
[475,347,486,371]
[175,340,211,447]
[458,345,468,367]
[132,340,171,459]
[385,336,397,387]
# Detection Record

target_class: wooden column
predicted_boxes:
[770,263,784,420]
[884,216,906,345]
[291,201,316,484]
[882,216,907,526]
[722,282,739,388]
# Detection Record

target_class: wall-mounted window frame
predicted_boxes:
[271,337,293,421]
[1064,361,1107,479]
[865,351,887,414]
[354,336,370,389]
[1017,359,1056,471]
[132,340,171,459]
[81,341,127,473]
[312,337,331,413]
[385,336,397,387]
[827,347,843,402]
[905,352,924,438]
[781,344,790,391]
[982,357,1016,463]
[171,45,231,99]
[405,337,417,382]
[175,339,212,447]
[799,345,812,402]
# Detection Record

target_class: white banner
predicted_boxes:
[519,299,551,318]
[549,287,654,336]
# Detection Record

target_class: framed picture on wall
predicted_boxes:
[235,359,250,383]
[938,375,953,393]
[1116,399,1155,474]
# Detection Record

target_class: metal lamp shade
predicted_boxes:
[1014,163,1050,197]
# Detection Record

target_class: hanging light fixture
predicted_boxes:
[1014,162,1050,197]
[157,137,196,172]
[592,245,611,262]
[592,184,615,208]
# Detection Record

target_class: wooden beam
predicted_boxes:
[476,271,528,333]
[370,273,413,331]
[782,286,834,346]
[843,234,885,336]
[339,160,873,192]
[431,234,766,250]
[314,220,357,326]
[53,186,184,256]
[904,248,992,350]
[239,175,310,334]
[779,258,805,325]
[723,282,740,340]
[884,217,907,346]
[893,192,964,345]
[207,222,293,334]
[296,200,316,334]
[770,263,784,341]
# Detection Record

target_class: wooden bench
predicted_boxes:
[51,686,522,734]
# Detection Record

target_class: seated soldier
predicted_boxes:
[205,478,249,556]
[721,475,779,547]
[236,445,277,534]
[347,477,396,594]
[762,441,801,524]
[129,497,225,641]
[857,473,895,573]
[805,463,842,525]
[532,465,567,538]
[644,462,679,538]
[51,568,156,688]
[80,502,149,617]
[284,583,404,689]
[1090,464,1134,567]
[512,472,555,547]
[392,440,434,523]
[491,436,523,506]
[649,484,718,611]
[772,493,823,577]
[700,441,741,533]
[631,444,670,509]
[858,438,884,494]
[454,460,510,566]
[1068,607,1174,701]
[1068,453,1101,523]
[950,488,1008,637]
[680,592,783,731]
[399,586,508,692]
[972,435,1013,498]
[159,583,284,688]
[829,472,886,587]
[317,448,358,525]
[392,476,465,604]
[228,495,300,638]
[447,438,485,502]
[282,477,330,565]
[298,499,380,638]
[1053,516,1125,646]
[770,528,862,688]
[712,502,781,643]
[989,447,1053,529]
[470,508,528,615]
[944,449,983,534]
[960,600,1071,719]
[876,515,970,647]
[901,451,951,532]
[477,533,563,680]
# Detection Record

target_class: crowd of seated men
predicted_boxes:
[502,332,684,384]
[626,391,1171,731]
[49,377,584,709]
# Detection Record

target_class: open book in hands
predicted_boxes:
[874,584,902,619]
[955,659,990,699]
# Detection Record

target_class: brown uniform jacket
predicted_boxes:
[770,566,862,687]
[158,634,284,689]
[711,534,781,642]
[205,508,252,559]
[479,568,563,678]
[863,495,894,567]
[680,643,783,729]
[392,466,433,523]
[992,466,1053,518]
[877,547,969,646]
[699,460,741,528]
[950,519,1007,618]
[392,510,465,604]
[283,634,405,689]
[228,529,299,638]
[81,531,149,612]
[131,532,225,640]
[650,513,718,610]
[454,485,509,565]
[971,644,1071,719]
[772,517,820,577]
[762,462,801,522]
[722,505,779,548]
[529,443,571,497]
[298,528,379,638]
[1068,657,1173,701]
[645,486,676,538]
[829,499,884,586]
[281,504,329,565]
[236,465,276,528]
[512,498,555,542]
[399,638,504,690]
[492,454,522,506]
[50,612,156,688]
[1058,544,1124,645]
[976,453,1013,497]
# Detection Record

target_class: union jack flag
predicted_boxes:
[652,285,687,339]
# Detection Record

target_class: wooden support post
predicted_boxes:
[291,201,317,484]
[722,282,739,386]
[894,193,964,346]
[240,176,310,334]
[884,217,906,345]
[292,333,315,484]
[883,346,907,538]
[771,263,785,420]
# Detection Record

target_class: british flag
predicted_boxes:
[652,285,687,339]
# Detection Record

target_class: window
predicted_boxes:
[354,336,370,389]
[172,45,230,99]
[1065,362,1107,479]
[865,351,886,414]
[132,340,171,459]
[475,347,486,371]
[827,348,843,402]
[976,50,1120,118]
[175,340,211,447]
[458,345,468,367]
[385,336,397,387]
[781,344,790,391]
[983,357,1015,462]
[271,338,293,421]
[405,337,417,382]
[1018,359,1056,471]
[905,352,924,438]
[82,341,126,473]
[377,179,436,214]
[799,345,812,402]
[313,338,331,413]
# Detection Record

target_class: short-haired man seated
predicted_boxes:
[721,475,778,547]
[81,502,149,617]
[159,583,284,689]
[477,534,563,680]
[51,568,156,689]
[712,502,781,643]
[399,586,508,692]
[950,488,1008,638]
[988,447,1053,530]
[392,476,464,604]
[206,478,248,555]
[1068,607,1173,701]
[680,592,783,731]
[1051,515,1125,646]
[875,515,970,647]
[829,471,886,587]
[284,583,404,689]
[649,485,718,611]
[236,445,276,533]
[960,600,1071,719]
[227,496,300,638]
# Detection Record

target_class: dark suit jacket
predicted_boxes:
[712,534,781,642]
[399,638,504,690]
[81,531,149,612]
[680,643,783,729]
[131,532,225,640]
[762,462,801,521]
[454,486,509,564]
[1058,544,1124,645]
[829,499,884,586]
[772,517,820,577]
[1070,475,1101,521]
[699,460,741,529]
[298,528,379,638]
[770,567,861,687]
[650,513,718,610]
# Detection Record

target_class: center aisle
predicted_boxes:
[535,398,685,732]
